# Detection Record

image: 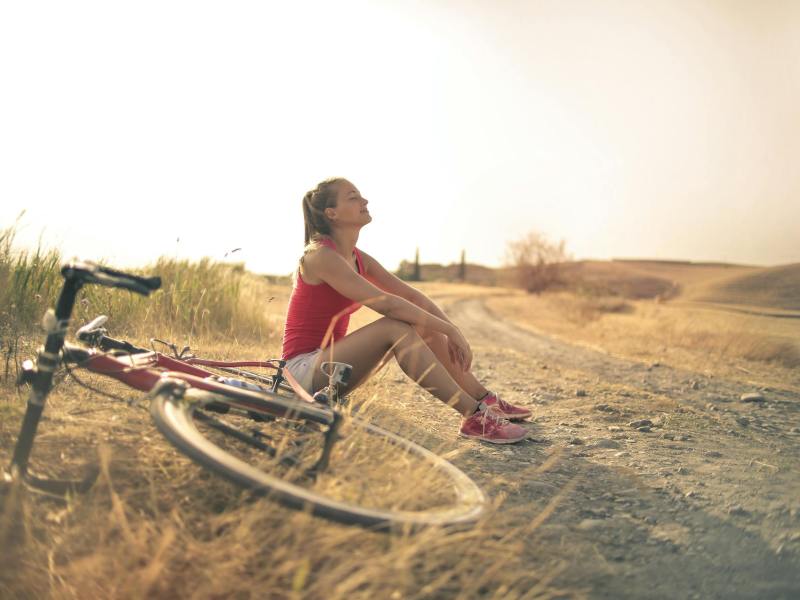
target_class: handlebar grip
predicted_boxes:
[94,264,161,292]
[62,262,161,296]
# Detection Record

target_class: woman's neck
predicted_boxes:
[328,228,360,257]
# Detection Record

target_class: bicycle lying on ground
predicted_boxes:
[3,261,486,530]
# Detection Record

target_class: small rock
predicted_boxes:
[577,518,605,530]
[613,451,629,458]
[541,364,548,370]
[651,361,661,368]
[644,516,657,525]
[678,435,691,442]
[677,467,690,475]
[661,432,676,440]
[736,416,750,427]
[741,393,765,403]
[629,419,654,428]
[685,490,699,498]
[704,450,722,458]
[608,426,624,432]
[728,505,750,517]
[568,437,585,445]
[637,426,652,433]
[592,438,621,449]
[690,380,700,390]
[576,389,588,397]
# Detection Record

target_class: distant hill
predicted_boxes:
[391,257,799,312]
[685,263,800,311]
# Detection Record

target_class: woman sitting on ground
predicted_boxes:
[280,177,531,444]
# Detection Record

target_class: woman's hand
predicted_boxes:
[446,326,473,372]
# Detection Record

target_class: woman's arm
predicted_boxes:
[303,247,454,337]
[358,250,452,330]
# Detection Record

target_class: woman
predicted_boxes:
[281,177,531,444]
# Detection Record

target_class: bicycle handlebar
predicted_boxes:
[62,262,161,296]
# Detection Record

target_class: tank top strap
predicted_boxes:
[354,247,364,275]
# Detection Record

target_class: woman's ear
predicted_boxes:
[324,207,337,221]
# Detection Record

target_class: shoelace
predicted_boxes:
[478,407,512,432]
[484,392,516,412]
[496,397,514,410]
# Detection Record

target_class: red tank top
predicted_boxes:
[281,237,365,360]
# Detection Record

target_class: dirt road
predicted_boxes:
[378,294,800,599]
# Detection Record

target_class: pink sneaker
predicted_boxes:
[459,409,528,444]
[479,392,532,421]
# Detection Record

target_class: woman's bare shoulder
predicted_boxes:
[300,245,341,284]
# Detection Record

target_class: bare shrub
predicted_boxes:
[505,231,570,294]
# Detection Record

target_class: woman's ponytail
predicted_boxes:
[301,177,344,247]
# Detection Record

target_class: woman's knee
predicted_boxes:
[376,317,416,344]
[413,325,444,347]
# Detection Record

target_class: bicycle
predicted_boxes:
[3,261,486,530]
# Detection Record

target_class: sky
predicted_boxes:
[1,0,798,275]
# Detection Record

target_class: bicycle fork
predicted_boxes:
[8,277,82,481]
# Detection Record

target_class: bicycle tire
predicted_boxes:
[149,382,486,530]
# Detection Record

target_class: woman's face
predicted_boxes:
[326,180,371,228]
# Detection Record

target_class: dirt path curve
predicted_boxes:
[438,295,800,599]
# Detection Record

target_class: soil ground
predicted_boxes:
[2,284,799,599]
[418,289,800,599]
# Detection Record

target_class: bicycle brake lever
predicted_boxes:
[77,315,110,346]
[150,338,180,357]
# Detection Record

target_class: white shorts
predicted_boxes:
[283,349,322,394]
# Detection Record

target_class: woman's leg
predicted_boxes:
[414,327,489,400]
[310,317,479,416]
[414,327,532,422]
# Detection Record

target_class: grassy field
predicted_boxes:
[2,230,798,598]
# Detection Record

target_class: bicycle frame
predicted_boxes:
[92,327,352,406]
[5,262,489,530]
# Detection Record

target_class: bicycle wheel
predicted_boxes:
[149,380,486,530]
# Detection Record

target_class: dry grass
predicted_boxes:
[0,346,571,599]
[488,258,800,379]
[487,290,800,379]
